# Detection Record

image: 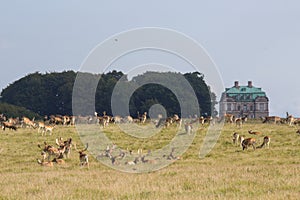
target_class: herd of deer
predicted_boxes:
[1,111,300,168]
[36,137,89,168]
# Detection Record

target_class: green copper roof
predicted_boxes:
[224,86,267,101]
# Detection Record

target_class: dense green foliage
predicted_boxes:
[0,102,40,119]
[1,70,216,117]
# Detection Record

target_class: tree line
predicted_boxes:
[0,70,217,118]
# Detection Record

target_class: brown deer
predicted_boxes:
[232,132,240,145]
[75,143,89,168]
[248,130,262,135]
[241,138,256,150]
[257,136,270,149]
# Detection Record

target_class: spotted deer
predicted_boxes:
[241,138,256,150]
[232,132,240,145]
[75,143,89,168]
[257,136,270,149]
[248,130,262,135]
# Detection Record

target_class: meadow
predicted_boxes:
[0,121,299,200]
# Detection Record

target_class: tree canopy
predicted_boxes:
[0,70,217,117]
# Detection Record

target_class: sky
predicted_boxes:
[1,0,300,117]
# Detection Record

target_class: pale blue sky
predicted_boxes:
[1,0,300,116]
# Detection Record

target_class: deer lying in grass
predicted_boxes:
[75,143,89,168]
[257,136,271,149]
[141,156,157,164]
[37,159,54,167]
[248,130,262,135]
[38,142,61,161]
[241,138,256,150]
[125,157,139,165]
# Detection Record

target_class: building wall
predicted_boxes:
[219,95,269,119]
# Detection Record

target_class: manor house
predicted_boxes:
[219,81,269,119]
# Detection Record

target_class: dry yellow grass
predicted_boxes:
[0,121,299,199]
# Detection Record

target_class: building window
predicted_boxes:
[237,105,241,111]
[259,103,264,111]
[243,104,247,111]
[250,105,253,111]
[227,103,231,111]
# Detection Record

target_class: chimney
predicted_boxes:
[234,81,239,88]
[248,81,253,88]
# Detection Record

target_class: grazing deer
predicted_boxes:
[75,143,89,168]
[261,116,281,124]
[241,138,256,150]
[235,118,242,127]
[42,125,55,136]
[257,136,271,149]
[232,132,240,145]
[2,122,17,131]
[224,114,235,123]
[248,130,262,135]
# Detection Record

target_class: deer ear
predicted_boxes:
[44,141,47,145]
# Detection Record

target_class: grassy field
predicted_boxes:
[0,121,300,199]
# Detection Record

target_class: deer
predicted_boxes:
[22,117,36,128]
[37,159,54,167]
[125,157,139,165]
[257,136,271,149]
[56,137,72,159]
[261,116,281,124]
[75,143,89,168]
[184,123,193,135]
[38,142,60,161]
[241,138,256,150]
[42,125,55,136]
[2,122,17,131]
[297,129,300,135]
[248,130,262,135]
[286,112,295,126]
[232,132,240,145]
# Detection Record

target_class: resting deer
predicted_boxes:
[257,136,270,149]
[248,130,262,135]
[241,138,256,150]
[37,159,53,167]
